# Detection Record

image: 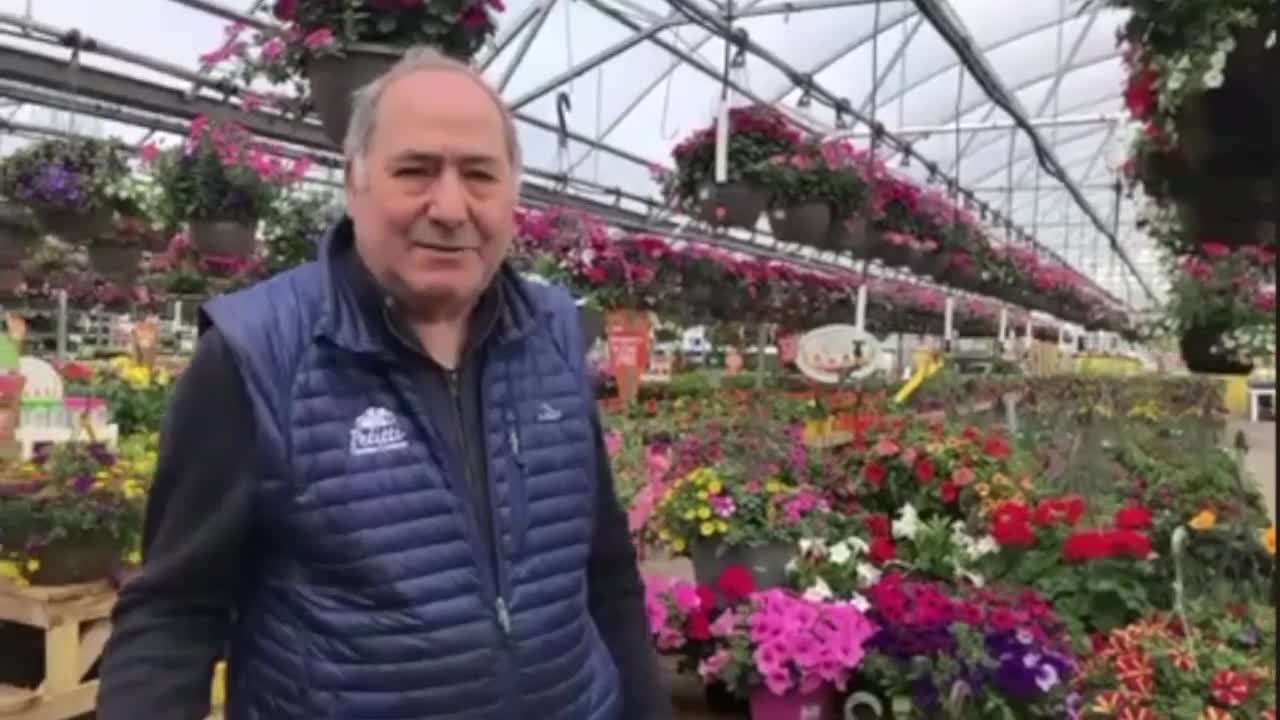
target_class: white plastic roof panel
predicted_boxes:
[0,0,1159,305]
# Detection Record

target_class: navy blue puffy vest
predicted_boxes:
[202,227,621,720]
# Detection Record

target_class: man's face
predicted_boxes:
[346,69,518,315]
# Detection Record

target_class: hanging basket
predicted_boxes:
[189,220,259,258]
[768,202,831,247]
[0,203,34,270]
[1179,322,1255,375]
[905,246,945,277]
[32,206,112,244]
[306,43,403,147]
[27,536,122,585]
[828,215,881,258]
[698,181,770,229]
[88,243,144,281]
[1177,25,1279,180]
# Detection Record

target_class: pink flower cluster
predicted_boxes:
[643,575,703,651]
[705,588,878,696]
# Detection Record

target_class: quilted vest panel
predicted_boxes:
[203,259,621,720]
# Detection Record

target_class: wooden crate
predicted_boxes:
[0,580,114,720]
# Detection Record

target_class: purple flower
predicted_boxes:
[72,474,95,493]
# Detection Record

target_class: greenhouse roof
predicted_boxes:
[0,0,1162,310]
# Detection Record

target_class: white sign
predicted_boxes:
[795,324,882,384]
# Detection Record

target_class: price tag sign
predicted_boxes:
[796,324,883,385]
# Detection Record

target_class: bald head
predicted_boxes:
[344,47,522,183]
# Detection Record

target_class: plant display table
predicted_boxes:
[0,580,114,720]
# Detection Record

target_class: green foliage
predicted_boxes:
[261,190,342,273]
[752,144,867,215]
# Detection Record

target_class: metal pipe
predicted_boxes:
[834,112,1123,138]
[496,0,558,92]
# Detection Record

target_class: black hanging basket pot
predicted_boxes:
[768,202,832,247]
[698,181,770,229]
[306,43,403,147]
[828,214,881,258]
[0,203,34,269]
[88,243,144,281]
[1179,322,1255,375]
[32,206,112,244]
[189,220,259,258]
[906,247,946,277]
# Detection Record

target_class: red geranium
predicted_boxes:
[991,500,1036,547]
[716,564,756,603]
[1062,530,1114,562]
[863,513,891,538]
[868,536,897,564]
[1113,504,1153,530]
[1033,496,1085,527]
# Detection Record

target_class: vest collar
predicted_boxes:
[315,217,546,355]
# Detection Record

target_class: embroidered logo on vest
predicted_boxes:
[535,402,563,422]
[350,406,408,455]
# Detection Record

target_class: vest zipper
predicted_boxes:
[445,369,513,641]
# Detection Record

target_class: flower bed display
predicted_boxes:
[630,369,1274,714]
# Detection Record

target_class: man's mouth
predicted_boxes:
[412,241,472,254]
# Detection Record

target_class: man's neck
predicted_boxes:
[410,310,472,370]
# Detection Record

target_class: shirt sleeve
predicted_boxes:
[586,412,672,720]
[96,327,256,720]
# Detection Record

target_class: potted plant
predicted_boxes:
[1161,243,1275,374]
[0,137,129,242]
[756,143,867,249]
[698,587,879,719]
[0,441,146,586]
[663,105,804,230]
[211,0,505,146]
[149,116,291,259]
[650,418,837,588]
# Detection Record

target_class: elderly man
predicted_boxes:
[97,48,666,719]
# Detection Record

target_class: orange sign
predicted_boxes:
[606,309,651,404]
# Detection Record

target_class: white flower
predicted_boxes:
[1166,71,1185,91]
[892,503,920,540]
[847,594,871,612]
[828,541,852,566]
[798,538,816,555]
[1263,31,1275,49]
[855,562,881,587]
[845,536,869,555]
[1209,49,1228,71]
[803,577,833,602]
[967,535,998,560]
[1203,68,1225,89]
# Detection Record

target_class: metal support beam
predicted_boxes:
[481,0,555,71]
[858,15,927,115]
[836,112,1123,138]
[766,6,919,103]
[911,0,1152,302]
[496,0,558,91]
[565,0,773,173]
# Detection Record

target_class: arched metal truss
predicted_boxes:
[0,0,1163,311]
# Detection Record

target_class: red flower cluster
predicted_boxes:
[862,513,897,563]
[685,564,758,641]
[991,500,1036,547]
[1061,529,1152,562]
[990,496,1155,563]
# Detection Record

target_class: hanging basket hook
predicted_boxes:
[555,91,572,149]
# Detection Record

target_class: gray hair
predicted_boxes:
[343,46,523,180]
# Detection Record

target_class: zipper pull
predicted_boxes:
[505,409,521,457]
[495,597,512,636]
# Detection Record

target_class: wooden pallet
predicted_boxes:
[0,580,114,720]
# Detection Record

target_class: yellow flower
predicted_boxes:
[126,549,142,566]
[658,528,670,541]
[975,483,990,498]
[699,521,716,537]
[1262,526,1275,556]
[25,558,40,573]
[0,560,22,580]
[707,480,722,494]
[683,509,697,521]
[765,479,785,494]
[1188,510,1217,531]
[990,472,1010,487]
[670,538,686,553]
[715,520,728,533]
[696,506,711,520]
[123,480,144,499]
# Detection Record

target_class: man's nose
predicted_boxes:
[425,167,468,228]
